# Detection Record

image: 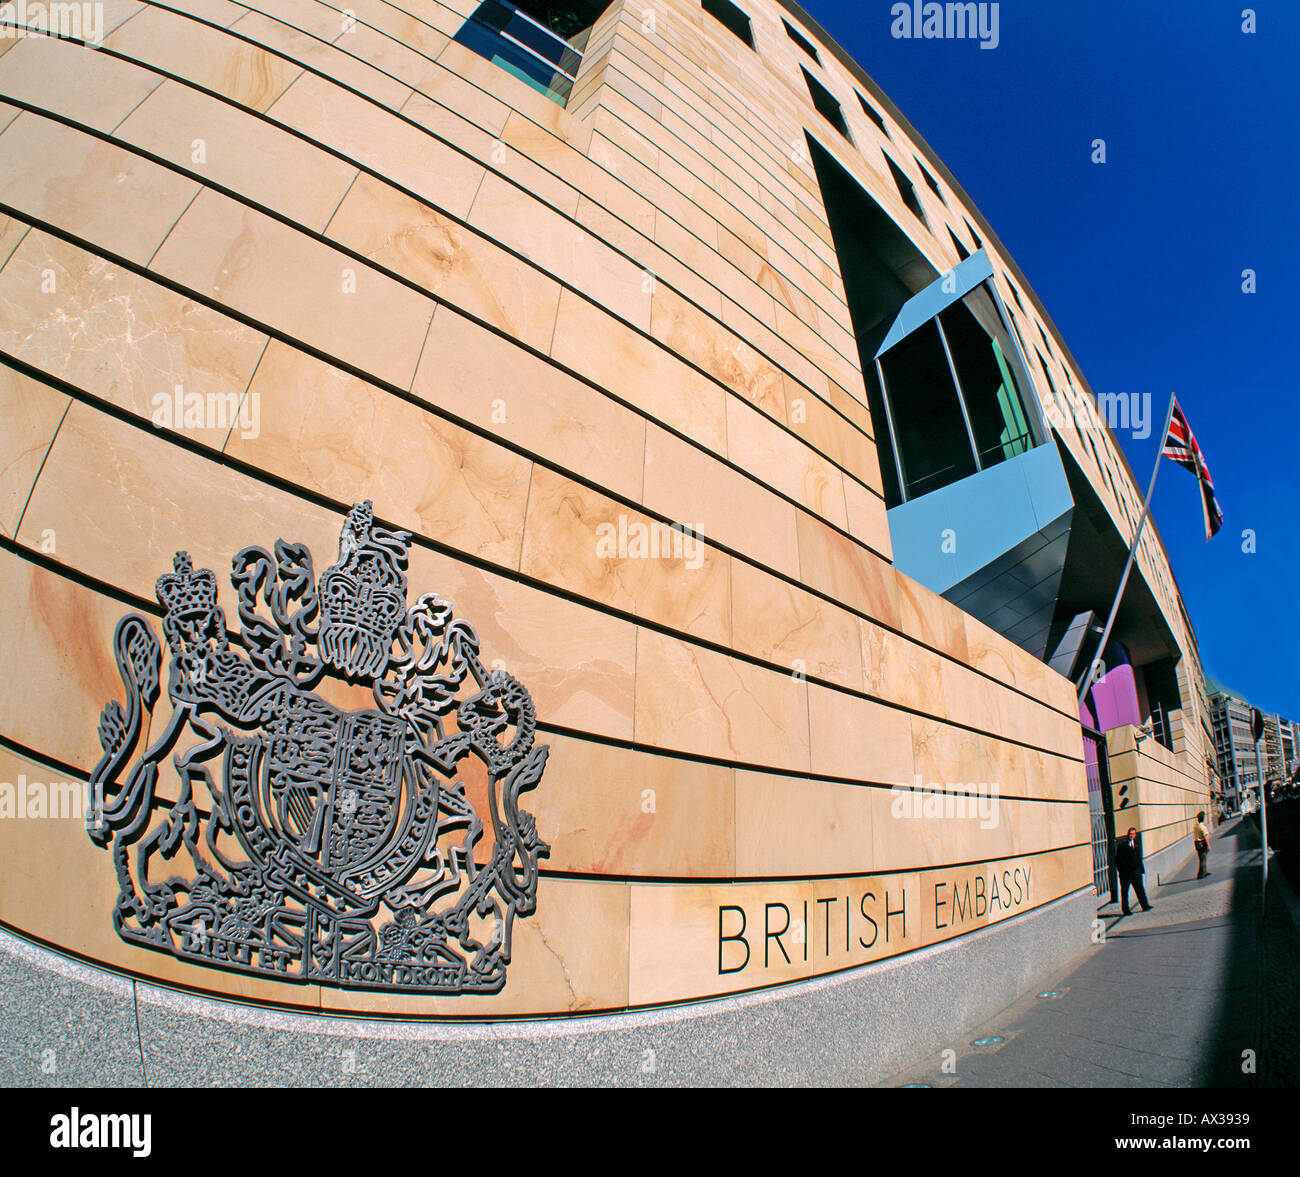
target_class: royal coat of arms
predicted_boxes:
[87,502,549,994]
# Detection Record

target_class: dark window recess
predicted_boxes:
[1035,347,1053,388]
[879,320,977,501]
[918,161,942,198]
[454,0,606,106]
[965,219,983,250]
[884,154,927,228]
[702,0,753,48]
[857,92,888,136]
[805,135,938,508]
[1083,424,1105,477]
[1142,658,1183,750]
[802,67,851,140]
[783,18,820,62]
[939,289,1034,469]
[947,227,970,261]
[507,0,607,39]
[1098,449,1122,510]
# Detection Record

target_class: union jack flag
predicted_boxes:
[1162,398,1223,540]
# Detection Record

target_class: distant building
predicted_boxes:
[1209,691,1258,813]
[1280,717,1297,780]
[1262,712,1284,788]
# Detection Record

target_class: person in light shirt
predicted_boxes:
[1193,811,1211,879]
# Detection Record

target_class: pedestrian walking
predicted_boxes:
[1194,810,1211,879]
[1114,827,1152,915]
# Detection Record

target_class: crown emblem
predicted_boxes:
[156,552,227,655]
[317,501,409,679]
[87,503,549,996]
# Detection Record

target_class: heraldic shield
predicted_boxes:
[87,502,549,994]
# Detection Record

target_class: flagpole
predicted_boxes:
[1076,391,1177,705]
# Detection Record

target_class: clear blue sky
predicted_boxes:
[799,0,1299,719]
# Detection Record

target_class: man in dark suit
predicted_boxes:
[1114,827,1152,915]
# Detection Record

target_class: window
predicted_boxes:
[802,68,851,140]
[879,320,977,500]
[702,0,753,48]
[917,160,942,198]
[857,92,889,137]
[884,154,927,228]
[965,219,983,249]
[947,227,970,261]
[1035,347,1057,396]
[783,18,820,62]
[939,289,1033,467]
[454,1,606,106]
[875,280,1039,502]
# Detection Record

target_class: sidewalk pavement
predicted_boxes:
[881,816,1300,1087]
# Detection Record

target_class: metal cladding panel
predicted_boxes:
[874,251,995,357]
[887,439,1074,596]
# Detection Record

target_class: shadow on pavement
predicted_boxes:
[1198,816,1299,1086]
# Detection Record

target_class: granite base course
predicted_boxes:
[1,884,1094,1086]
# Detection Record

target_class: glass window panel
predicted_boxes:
[455,14,574,104]
[455,1,606,106]
[878,319,975,500]
[939,284,1036,469]
[499,8,582,73]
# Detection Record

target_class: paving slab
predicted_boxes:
[882,817,1300,1088]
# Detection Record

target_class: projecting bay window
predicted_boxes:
[454,1,604,106]
[876,279,1040,504]
[878,320,976,500]
[801,135,1042,508]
